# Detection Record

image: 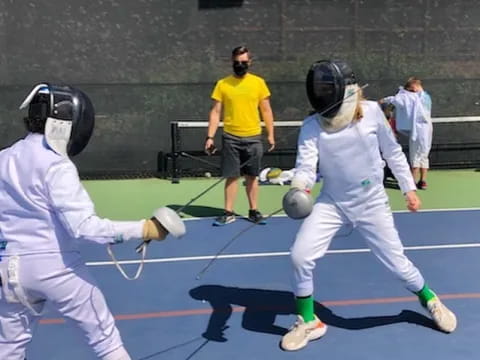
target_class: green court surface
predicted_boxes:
[83,169,480,220]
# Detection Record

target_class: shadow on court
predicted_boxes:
[168,204,225,218]
[189,285,438,342]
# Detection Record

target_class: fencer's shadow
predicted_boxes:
[189,285,438,342]
[168,204,225,218]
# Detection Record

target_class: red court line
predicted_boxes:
[39,292,480,325]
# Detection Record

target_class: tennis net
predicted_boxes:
[165,116,480,182]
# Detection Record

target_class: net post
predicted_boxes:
[156,151,164,178]
[170,121,180,183]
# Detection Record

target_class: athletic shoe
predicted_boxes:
[213,212,236,226]
[281,315,327,351]
[425,297,457,333]
[417,180,428,190]
[248,209,266,225]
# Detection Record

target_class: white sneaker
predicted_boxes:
[281,315,327,351]
[426,297,457,333]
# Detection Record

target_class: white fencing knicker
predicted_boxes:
[0,252,131,360]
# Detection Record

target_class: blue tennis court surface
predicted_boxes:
[28,209,480,359]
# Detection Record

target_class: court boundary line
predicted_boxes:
[39,292,480,325]
[86,242,480,266]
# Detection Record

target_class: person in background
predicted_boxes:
[380,77,433,189]
[205,46,275,225]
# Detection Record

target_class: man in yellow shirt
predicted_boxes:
[205,46,275,225]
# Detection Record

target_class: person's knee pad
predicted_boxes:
[101,346,131,360]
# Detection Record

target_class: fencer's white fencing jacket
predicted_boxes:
[383,87,433,154]
[0,133,144,256]
[294,101,417,219]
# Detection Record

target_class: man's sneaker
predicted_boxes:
[417,180,428,190]
[425,297,457,333]
[248,209,266,225]
[213,212,236,226]
[281,315,327,351]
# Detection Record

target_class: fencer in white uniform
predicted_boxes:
[0,84,185,360]
[280,61,456,351]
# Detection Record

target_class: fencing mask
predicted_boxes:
[20,83,95,157]
[306,60,360,132]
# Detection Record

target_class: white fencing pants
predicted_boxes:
[409,137,430,169]
[290,194,425,297]
[0,252,129,360]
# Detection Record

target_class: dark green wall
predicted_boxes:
[1,0,479,174]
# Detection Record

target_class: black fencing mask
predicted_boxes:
[20,83,95,157]
[306,60,357,118]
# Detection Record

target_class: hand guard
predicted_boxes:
[142,207,186,240]
[282,188,313,220]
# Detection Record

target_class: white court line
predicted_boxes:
[86,242,480,267]
[382,207,480,214]
[182,207,480,221]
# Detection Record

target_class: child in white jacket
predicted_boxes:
[381,78,433,189]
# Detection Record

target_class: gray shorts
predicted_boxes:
[221,133,263,177]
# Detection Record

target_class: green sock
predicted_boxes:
[295,295,315,322]
[415,284,437,306]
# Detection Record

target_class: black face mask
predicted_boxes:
[233,61,249,76]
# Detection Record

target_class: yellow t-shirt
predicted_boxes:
[211,73,271,137]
